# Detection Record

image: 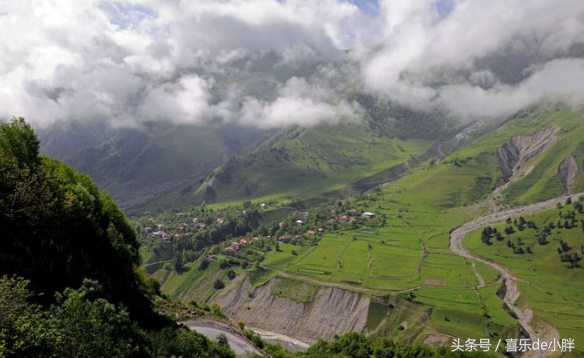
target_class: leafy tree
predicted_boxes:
[214,279,225,290]
[198,257,210,271]
[49,280,148,358]
[0,118,155,326]
[0,117,40,169]
[0,276,57,357]
[226,270,236,280]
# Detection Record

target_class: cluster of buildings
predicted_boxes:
[144,217,208,244]
[225,237,263,251]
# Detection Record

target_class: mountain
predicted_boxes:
[132,95,458,211]
[39,121,273,209]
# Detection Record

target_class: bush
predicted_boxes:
[213,279,225,290]
[216,333,229,347]
[198,258,210,271]
[219,259,230,269]
[226,270,236,280]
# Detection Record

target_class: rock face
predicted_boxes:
[557,155,577,194]
[497,127,560,182]
[217,277,370,344]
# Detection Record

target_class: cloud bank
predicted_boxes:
[0,0,583,128]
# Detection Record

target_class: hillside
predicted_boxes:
[139,98,457,210]
[140,105,584,356]
[39,121,272,209]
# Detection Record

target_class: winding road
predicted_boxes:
[183,320,266,357]
[450,191,584,357]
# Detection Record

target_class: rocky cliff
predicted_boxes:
[217,276,370,344]
[497,127,560,182]
[557,155,577,194]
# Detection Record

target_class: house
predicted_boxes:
[217,218,225,225]
[157,223,164,230]
[350,217,357,222]
[252,237,261,242]
[144,227,152,234]
[303,212,310,217]
[349,209,357,214]
[296,220,305,226]
[177,212,185,217]
[338,215,349,222]
[196,223,206,230]
[225,247,236,252]
[231,242,241,249]
[152,231,164,237]
[192,218,199,223]
[279,221,287,228]
[362,212,376,218]
[318,228,324,232]
[307,230,316,235]
[278,235,292,243]
[261,203,267,209]
[328,218,337,224]
[240,238,251,245]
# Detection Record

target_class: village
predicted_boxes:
[135,195,381,271]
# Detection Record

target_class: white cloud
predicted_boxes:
[240,76,363,127]
[358,0,584,120]
[1,0,584,128]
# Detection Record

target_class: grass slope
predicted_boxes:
[190,123,434,205]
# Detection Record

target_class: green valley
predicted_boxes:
[139,105,584,356]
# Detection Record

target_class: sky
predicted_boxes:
[1,0,584,128]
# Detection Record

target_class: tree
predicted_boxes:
[0,118,153,325]
[214,279,225,290]
[0,117,40,169]
[173,251,184,272]
[216,333,229,347]
[226,270,236,280]
[50,280,147,358]
[198,258,210,271]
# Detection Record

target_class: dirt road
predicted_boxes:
[183,319,266,357]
